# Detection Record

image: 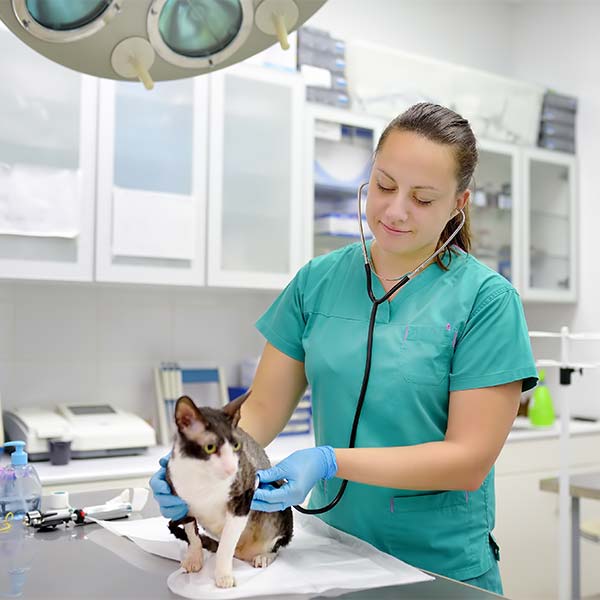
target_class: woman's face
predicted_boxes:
[366,129,469,264]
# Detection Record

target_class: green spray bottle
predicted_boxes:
[528,369,556,427]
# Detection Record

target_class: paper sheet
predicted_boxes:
[112,187,196,260]
[0,163,81,238]
[95,512,433,599]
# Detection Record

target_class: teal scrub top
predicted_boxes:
[256,242,538,581]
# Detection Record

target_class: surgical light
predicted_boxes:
[0,0,326,89]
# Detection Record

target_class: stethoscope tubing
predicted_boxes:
[294,182,465,515]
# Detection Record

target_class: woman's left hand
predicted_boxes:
[251,446,338,512]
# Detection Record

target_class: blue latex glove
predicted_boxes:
[251,446,338,512]
[149,454,189,520]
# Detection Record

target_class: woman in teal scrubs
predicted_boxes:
[151,103,538,594]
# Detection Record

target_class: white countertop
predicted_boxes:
[507,416,600,442]
[4,418,600,487]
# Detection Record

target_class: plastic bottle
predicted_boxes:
[0,441,42,520]
[528,369,556,427]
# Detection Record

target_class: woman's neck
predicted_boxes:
[370,240,438,281]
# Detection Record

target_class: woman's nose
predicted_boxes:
[384,192,410,222]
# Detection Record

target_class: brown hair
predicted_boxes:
[375,102,477,270]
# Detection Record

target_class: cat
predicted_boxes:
[166,391,293,589]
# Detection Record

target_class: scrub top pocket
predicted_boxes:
[400,325,454,386]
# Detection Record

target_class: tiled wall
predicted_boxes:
[0,281,277,428]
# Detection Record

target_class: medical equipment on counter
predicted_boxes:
[0,0,326,89]
[529,327,600,600]
[24,488,132,530]
[3,404,156,461]
[0,441,42,520]
[295,181,466,515]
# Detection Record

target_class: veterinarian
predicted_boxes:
[151,102,538,595]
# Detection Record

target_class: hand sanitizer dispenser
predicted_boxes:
[0,441,42,520]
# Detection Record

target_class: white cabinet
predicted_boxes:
[472,140,577,302]
[495,434,600,599]
[207,65,305,289]
[303,105,385,260]
[0,28,97,281]
[471,140,521,289]
[523,148,577,302]
[95,77,208,286]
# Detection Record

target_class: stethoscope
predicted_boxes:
[294,182,466,515]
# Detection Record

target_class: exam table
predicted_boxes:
[1,489,506,599]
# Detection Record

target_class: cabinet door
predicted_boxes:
[522,148,577,302]
[471,140,521,290]
[304,105,384,260]
[0,27,97,281]
[207,65,304,289]
[95,77,208,285]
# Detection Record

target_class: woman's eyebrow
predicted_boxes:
[376,168,441,192]
[375,168,396,181]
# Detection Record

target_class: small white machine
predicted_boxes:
[3,404,156,461]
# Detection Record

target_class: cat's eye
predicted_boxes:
[204,443,217,454]
[232,441,241,452]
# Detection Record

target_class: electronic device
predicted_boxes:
[3,404,156,461]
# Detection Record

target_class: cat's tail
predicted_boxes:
[199,534,219,553]
[167,518,219,552]
[168,517,194,543]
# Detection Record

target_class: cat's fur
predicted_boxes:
[166,392,293,588]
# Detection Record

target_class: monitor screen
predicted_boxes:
[67,405,116,415]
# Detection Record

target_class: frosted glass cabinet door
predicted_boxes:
[470,140,520,289]
[523,149,577,302]
[96,78,208,285]
[207,65,304,289]
[0,28,97,281]
[304,105,384,261]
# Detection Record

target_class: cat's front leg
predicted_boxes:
[214,513,248,588]
[181,520,204,573]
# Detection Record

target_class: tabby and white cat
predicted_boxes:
[166,392,293,588]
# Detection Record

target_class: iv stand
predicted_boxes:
[529,326,600,600]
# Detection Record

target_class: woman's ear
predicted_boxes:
[455,189,471,213]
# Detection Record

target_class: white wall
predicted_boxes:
[309,0,516,76]
[511,1,600,418]
[0,281,276,426]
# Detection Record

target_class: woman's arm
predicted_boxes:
[335,380,521,491]
[238,342,308,447]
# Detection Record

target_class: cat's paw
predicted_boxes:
[215,572,236,588]
[181,551,203,573]
[252,552,277,568]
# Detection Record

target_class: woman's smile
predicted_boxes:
[381,221,411,235]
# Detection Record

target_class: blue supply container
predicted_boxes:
[0,441,42,520]
[228,387,313,436]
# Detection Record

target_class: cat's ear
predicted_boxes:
[175,395,206,434]
[222,389,251,427]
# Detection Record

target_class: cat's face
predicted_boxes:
[174,393,249,480]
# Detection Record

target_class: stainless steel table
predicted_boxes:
[1,489,506,599]
[540,471,600,600]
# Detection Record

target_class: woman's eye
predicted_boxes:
[414,197,433,206]
[204,444,217,454]
[232,441,241,452]
[376,182,394,192]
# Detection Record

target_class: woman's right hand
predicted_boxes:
[149,454,189,520]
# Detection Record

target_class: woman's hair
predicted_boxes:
[374,102,478,269]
